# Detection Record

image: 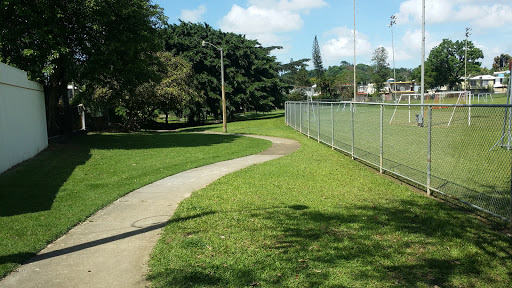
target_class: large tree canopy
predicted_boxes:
[492,53,511,71]
[371,47,390,94]
[163,22,286,122]
[425,38,483,90]
[0,0,166,134]
[279,58,310,86]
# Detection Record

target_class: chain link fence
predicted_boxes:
[285,101,512,222]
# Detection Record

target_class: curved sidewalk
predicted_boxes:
[0,134,300,288]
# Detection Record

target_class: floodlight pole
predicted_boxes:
[202,40,227,133]
[389,15,397,101]
[353,0,356,102]
[421,0,425,106]
[465,28,471,92]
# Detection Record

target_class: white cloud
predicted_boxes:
[248,0,327,13]
[180,5,207,23]
[219,5,302,34]
[219,0,326,47]
[396,0,512,28]
[321,27,372,66]
[460,4,512,28]
[393,28,441,67]
[400,29,437,55]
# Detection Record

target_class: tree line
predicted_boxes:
[298,36,507,99]
[2,1,508,136]
[0,1,288,136]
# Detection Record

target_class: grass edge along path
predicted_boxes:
[0,132,271,279]
[148,112,512,288]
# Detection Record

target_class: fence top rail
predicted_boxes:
[285,101,512,108]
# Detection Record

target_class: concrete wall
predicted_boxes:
[0,62,48,174]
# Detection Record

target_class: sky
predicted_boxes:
[154,0,512,70]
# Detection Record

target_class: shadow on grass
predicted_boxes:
[269,201,512,287]
[234,112,285,122]
[149,200,512,287]
[0,142,92,217]
[0,133,242,217]
[178,112,285,133]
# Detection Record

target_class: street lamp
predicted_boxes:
[202,40,227,133]
[389,15,397,101]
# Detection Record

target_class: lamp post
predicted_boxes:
[389,15,397,101]
[202,40,227,133]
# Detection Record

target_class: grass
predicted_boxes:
[296,102,511,219]
[0,132,271,278]
[384,93,509,105]
[148,112,512,287]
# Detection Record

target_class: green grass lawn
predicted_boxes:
[295,102,511,219]
[0,132,271,278]
[148,112,512,287]
[382,93,508,105]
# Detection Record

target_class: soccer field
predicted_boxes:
[287,101,511,220]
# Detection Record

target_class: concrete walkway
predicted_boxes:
[0,134,300,288]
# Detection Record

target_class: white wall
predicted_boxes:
[0,62,48,174]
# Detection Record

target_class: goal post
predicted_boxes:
[389,91,472,127]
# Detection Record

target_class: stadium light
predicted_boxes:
[464,27,472,93]
[389,15,397,101]
[421,0,425,106]
[202,40,227,133]
[353,0,356,102]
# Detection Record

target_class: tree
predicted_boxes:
[312,36,324,79]
[371,47,390,95]
[164,22,287,121]
[426,38,483,90]
[355,63,373,85]
[279,58,310,85]
[0,0,166,134]
[155,53,199,124]
[492,54,511,71]
[294,67,312,86]
[333,69,354,100]
[411,65,436,89]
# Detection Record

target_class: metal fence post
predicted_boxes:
[317,102,320,142]
[427,106,432,196]
[380,104,383,174]
[285,102,287,125]
[294,102,297,129]
[331,103,334,149]
[300,102,302,134]
[351,102,355,159]
[308,102,310,138]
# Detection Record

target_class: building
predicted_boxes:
[493,71,509,93]
[468,75,496,91]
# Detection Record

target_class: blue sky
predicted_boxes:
[155,0,512,69]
